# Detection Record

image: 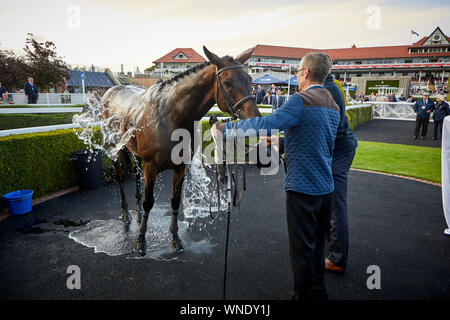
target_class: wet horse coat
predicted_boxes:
[100,47,260,255]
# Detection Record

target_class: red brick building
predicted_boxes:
[153,48,206,75]
[242,27,449,95]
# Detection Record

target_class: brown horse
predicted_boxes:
[99,47,261,256]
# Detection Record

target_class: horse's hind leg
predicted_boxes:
[170,166,186,252]
[134,162,157,256]
[113,148,130,223]
[134,156,143,223]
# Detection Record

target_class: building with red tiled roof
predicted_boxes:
[243,27,449,96]
[152,48,206,75]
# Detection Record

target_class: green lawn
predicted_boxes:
[352,141,441,183]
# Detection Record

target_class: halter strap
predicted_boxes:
[215,65,255,120]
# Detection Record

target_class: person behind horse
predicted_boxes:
[413,92,435,139]
[272,88,285,112]
[214,52,340,301]
[270,83,277,95]
[262,91,273,105]
[432,95,450,140]
[323,74,358,274]
[24,77,39,104]
[255,84,265,104]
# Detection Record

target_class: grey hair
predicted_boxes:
[300,52,333,83]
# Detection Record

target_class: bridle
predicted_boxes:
[215,64,255,120]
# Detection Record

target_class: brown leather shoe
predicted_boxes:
[325,258,345,274]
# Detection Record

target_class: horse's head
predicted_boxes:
[203,46,261,119]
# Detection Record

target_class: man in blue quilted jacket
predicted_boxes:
[214,52,340,301]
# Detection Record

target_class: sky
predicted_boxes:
[0,0,449,73]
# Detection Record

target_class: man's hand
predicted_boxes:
[261,135,279,147]
[211,122,225,139]
[427,110,431,113]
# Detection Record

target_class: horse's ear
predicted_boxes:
[203,46,222,66]
[237,48,254,64]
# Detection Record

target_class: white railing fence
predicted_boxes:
[368,101,417,120]
[2,93,87,105]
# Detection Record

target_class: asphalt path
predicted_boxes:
[0,163,447,300]
[354,119,442,148]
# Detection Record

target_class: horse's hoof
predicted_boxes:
[134,241,147,256]
[172,237,184,253]
[120,211,131,224]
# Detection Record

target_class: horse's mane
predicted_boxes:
[158,61,211,91]
[157,56,235,91]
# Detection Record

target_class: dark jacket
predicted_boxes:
[262,95,272,105]
[323,75,358,155]
[414,98,434,118]
[0,86,6,97]
[272,95,285,110]
[433,101,450,121]
[256,89,265,104]
[24,82,38,97]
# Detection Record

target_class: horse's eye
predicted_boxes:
[223,80,232,88]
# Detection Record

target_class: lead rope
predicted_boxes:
[222,121,237,300]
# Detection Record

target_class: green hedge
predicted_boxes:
[0,113,78,130]
[346,107,373,131]
[0,129,86,201]
[0,128,115,211]
[334,79,372,130]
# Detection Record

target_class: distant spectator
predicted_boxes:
[389,94,397,102]
[413,92,435,139]
[255,84,265,104]
[272,88,285,112]
[0,82,6,102]
[262,91,273,105]
[269,83,277,96]
[24,77,39,104]
[406,96,413,103]
[432,95,450,140]
[399,94,406,101]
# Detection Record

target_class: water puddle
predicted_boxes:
[68,208,214,261]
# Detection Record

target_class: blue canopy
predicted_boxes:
[252,74,283,85]
[283,76,298,86]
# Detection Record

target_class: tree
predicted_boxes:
[145,65,156,73]
[0,46,30,91]
[23,33,70,90]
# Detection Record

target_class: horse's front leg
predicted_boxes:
[134,156,143,224]
[113,149,130,223]
[170,166,186,252]
[134,162,157,256]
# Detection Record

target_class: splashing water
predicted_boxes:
[182,149,227,220]
[72,93,139,162]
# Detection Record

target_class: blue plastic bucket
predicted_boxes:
[2,190,34,215]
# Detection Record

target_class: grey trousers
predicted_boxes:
[327,149,356,269]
